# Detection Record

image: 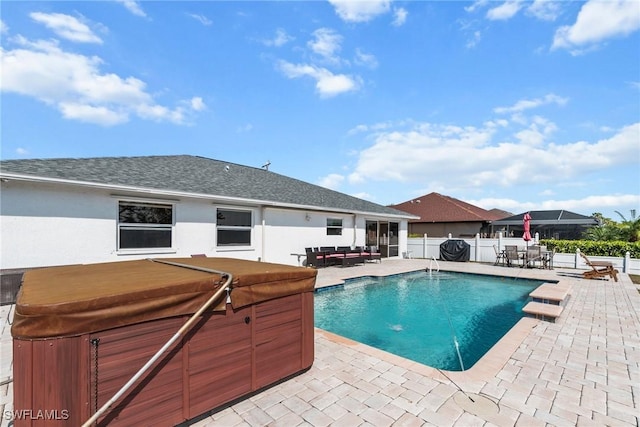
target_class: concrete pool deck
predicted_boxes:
[1,260,638,426]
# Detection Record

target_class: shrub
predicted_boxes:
[541,239,640,258]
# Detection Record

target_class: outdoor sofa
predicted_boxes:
[305,246,381,268]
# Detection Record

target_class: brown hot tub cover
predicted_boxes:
[11,257,317,339]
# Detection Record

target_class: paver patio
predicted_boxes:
[1,260,638,426]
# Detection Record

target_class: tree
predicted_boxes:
[584,210,640,242]
[615,210,640,242]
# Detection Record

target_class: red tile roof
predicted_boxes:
[389,192,508,223]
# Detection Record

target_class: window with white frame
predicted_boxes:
[326,218,343,235]
[118,201,173,250]
[216,208,252,246]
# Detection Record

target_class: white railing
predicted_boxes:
[407,233,639,275]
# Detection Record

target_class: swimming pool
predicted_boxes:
[314,270,543,371]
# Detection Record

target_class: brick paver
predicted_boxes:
[1,260,638,426]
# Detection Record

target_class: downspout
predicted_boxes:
[352,214,357,248]
[261,206,266,262]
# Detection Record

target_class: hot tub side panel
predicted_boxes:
[13,335,90,426]
[186,305,253,418]
[255,291,314,389]
[90,317,186,427]
[13,292,315,426]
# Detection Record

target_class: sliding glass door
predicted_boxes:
[366,220,399,258]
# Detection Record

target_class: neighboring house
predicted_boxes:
[0,155,415,272]
[490,210,600,240]
[389,192,509,237]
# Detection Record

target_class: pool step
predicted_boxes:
[523,283,571,322]
[529,283,571,305]
[522,301,563,322]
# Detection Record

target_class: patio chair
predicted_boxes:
[542,247,555,269]
[306,251,326,269]
[579,252,618,282]
[493,245,506,266]
[505,245,523,267]
[525,246,544,268]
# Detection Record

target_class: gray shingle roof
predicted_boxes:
[0,155,411,217]
[492,210,598,225]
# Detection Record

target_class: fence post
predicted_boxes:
[575,248,581,269]
[423,234,428,259]
[498,232,503,252]
[534,232,539,244]
[624,251,630,273]
[475,233,480,262]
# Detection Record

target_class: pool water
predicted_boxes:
[314,271,542,371]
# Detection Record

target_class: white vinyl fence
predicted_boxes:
[407,233,639,275]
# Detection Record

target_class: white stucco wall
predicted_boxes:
[1,180,408,270]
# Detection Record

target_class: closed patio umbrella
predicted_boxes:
[523,212,532,247]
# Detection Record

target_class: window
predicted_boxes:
[326,218,343,236]
[217,208,252,246]
[118,201,173,250]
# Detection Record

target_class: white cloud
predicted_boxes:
[308,28,343,63]
[328,0,391,23]
[237,123,253,133]
[494,93,568,114]
[486,1,523,21]
[347,120,399,135]
[466,30,482,49]
[277,60,361,98]
[262,28,294,47]
[470,194,640,217]
[0,36,204,126]
[15,148,29,156]
[30,12,102,44]
[514,116,558,146]
[552,0,640,53]
[465,0,489,14]
[392,7,408,26]
[1,20,8,34]
[187,97,205,111]
[187,13,212,26]
[116,0,147,17]
[347,118,639,193]
[59,102,128,125]
[526,0,562,21]
[354,48,378,69]
[318,173,345,190]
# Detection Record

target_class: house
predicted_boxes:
[490,210,600,240]
[389,192,509,237]
[0,155,415,272]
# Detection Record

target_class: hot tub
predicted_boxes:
[12,257,317,426]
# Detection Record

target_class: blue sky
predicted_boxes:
[1,0,639,221]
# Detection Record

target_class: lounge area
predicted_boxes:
[305,246,381,268]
